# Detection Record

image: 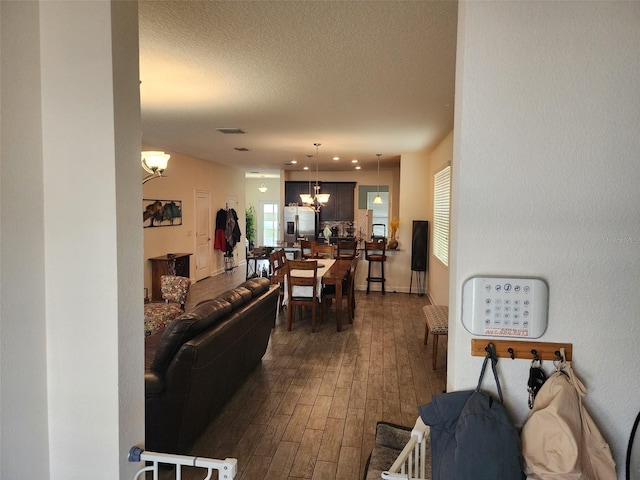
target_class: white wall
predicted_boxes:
[392,152,431,293]
[1,2,50,477]
[1,2,143,477]
[451,2,640,474]
[143,148,246,287]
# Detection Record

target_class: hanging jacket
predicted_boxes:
[225,208,236,252]
[214,208,227,251]
[230,208,241,244]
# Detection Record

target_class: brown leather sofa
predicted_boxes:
[144,277,278,454]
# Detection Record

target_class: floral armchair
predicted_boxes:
[144,275,191,336]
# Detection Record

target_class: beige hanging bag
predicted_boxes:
[521,348,616,479]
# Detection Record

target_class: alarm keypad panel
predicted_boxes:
[462,276,548,338]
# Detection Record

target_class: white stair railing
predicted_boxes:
[381,417,430,480]
[129,446,237,480]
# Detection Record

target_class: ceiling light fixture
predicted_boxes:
[299,143,330,211]
[333,156,340,161]
[141,151,170,184]
[373,153,383,204]
[351,159,358,163]
[300,155,314,205]
[258,177,268,193]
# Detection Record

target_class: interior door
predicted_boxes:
[195,190,211,281]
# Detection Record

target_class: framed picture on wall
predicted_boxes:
[143,199,182,228]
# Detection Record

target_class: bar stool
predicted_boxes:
[364,240,386,294]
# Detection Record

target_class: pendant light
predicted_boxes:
[258,179,268,193]
[299,155,314,205]
[373,153,383,204]
[313,143,330,206]
[299,143,330,210]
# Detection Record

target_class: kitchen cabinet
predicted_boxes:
[320,182,355,222]
[284,181,311,206]
[318,183,337,221]
[285,181,355,222]
[335,182,356,221]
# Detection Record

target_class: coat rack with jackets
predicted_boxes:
[214,204,241,271]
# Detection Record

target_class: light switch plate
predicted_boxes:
[462,276,549,338]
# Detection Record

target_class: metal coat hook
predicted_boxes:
[507,347,515,360]
[554,350,564,363]
[531,349,540,362]
[484,342,499,362]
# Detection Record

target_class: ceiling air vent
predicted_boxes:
[234,147,250,152]
[216,128,245,134]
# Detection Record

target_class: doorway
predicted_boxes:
[261,202,279,247]
[195,190,211,281]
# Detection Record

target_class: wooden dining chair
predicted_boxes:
[322,258,357,324]
[347,257,358,319]
[336,240,357,260]
[286,260,322,332]
[277,247,287,266]
[300,240,316,259]
[312,243,335,259]
[269,249,287,312]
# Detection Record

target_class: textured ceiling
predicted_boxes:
[139,1,458,173]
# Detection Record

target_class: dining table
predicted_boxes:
[283,258,354,332]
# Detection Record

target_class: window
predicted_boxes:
[367,192,389,237]
[262,203,278,246]
[433,165,451,266]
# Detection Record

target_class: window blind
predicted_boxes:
[433,165,451,266]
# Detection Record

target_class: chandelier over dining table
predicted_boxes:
[300,143,330,211]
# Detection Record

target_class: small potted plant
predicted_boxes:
[388,218,399,249]
[246,205,256,251]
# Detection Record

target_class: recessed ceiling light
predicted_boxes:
[303,166,309,171]
[355,166,362,170]
[351,159,358,163]
[333,156,340,161]
[291,160,297,164]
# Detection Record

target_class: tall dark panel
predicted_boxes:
[411,221,429,272]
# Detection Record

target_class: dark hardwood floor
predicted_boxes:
[158,267,447,480]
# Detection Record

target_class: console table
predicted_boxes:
[149,253,192,301]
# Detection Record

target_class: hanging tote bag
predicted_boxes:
[520,349,616,479]
[420,343,524,480]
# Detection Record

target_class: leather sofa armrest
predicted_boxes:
[145,371,165,396]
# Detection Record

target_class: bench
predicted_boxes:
[422,305,449,370]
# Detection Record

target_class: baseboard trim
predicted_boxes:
[206,259,246,279]
[426,291,436,305]
[354,284,425,295]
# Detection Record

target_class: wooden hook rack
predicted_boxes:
[471,339,572,361]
